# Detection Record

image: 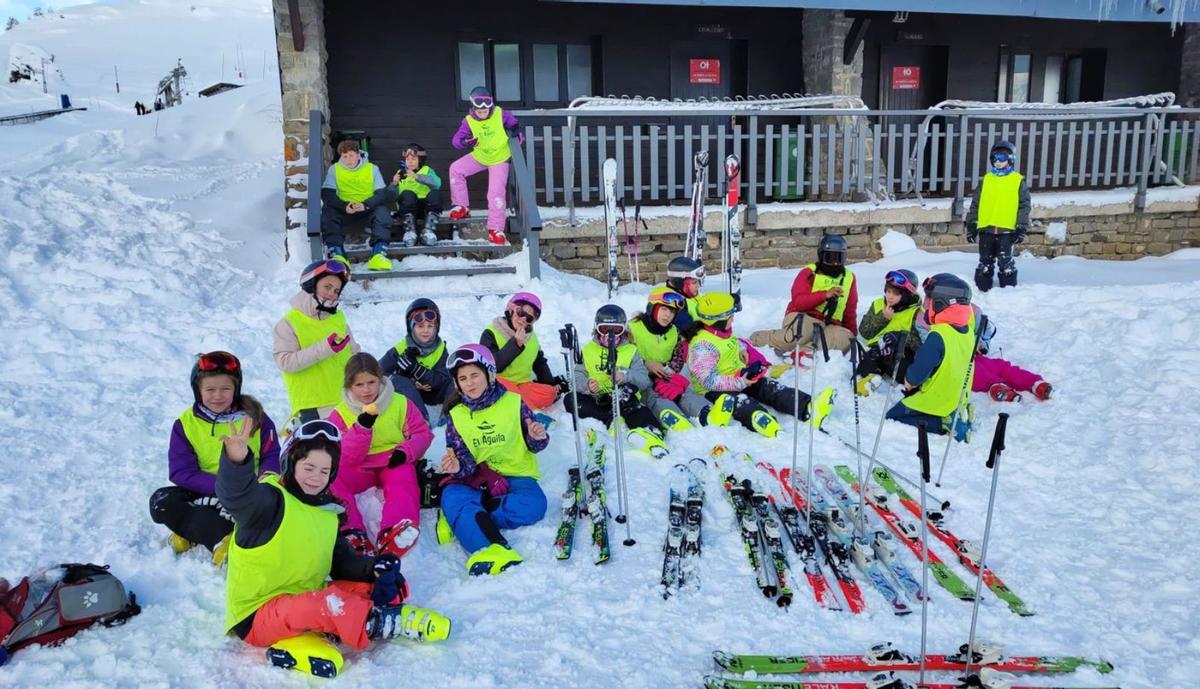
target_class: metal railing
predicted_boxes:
[512,106,1200,224]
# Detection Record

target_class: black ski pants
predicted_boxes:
[397,188,444,217]
[149,486,232,550]
[976,231,1017,290]
[855,338,912,383]
[565,393,662,431]
[320,203,393,250]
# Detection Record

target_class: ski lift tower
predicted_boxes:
[157,59,188,108]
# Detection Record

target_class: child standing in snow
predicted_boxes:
[629,286,730,429]
[389,143,443,248]
[448,86,522,245]
[479,292,565,411]
[437,345,549,576]
[320,139,395,271]
[218,418,448,674]
[328,353,433,559]
[566,304,668,457]
[855,269,923,394]
[273,260,360,422]
[150,351,280,565]
[685,292,835,438]
[380,297,454,420]
[965,140,1031,291]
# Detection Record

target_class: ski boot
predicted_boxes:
[421,211,440,245]
[466,542,524,576]
[700,394,735,426]
[211,534,231,567]
[627,426,669,459]
[487,227,507,245]
[367,242,393,271]
[742,403,781,438]
[326,245,350,269]
[1032,380,1052,400]
[807,386,836,430]
[367,604,451,642]
[657,407,695,432]
[448,205,470,221]
[267,632,343,678]
[341,528,377,556]
[167,533,193,555]
[378,519,420,558]
[856,373,881,397]
[998,264,1018,288]
[849,537,878,570]
[434,510,455,545]
[988,382,1021,402]
[400,213,418,247]
[974,264,995,293]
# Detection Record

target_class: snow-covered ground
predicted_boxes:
[2,3,1199,689]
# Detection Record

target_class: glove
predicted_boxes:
[877,332,899,358]
[464,136,479,148]
[965,224,978,243]
[1014,226,1027,244]
[739,339,769,368]
[467,463,510,497]
[554,375,571,394]
[357,410,378,429]
[388,448,407,468]
[618,383,638,404]
[396,347,419,377]
[371,554,409,606]
[654,374,690,402]
[327,333,350,353]
[411,364,431,383]
[740,361,767,381]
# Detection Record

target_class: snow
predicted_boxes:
[1044,222,1068,243]
[2,3,1200,689]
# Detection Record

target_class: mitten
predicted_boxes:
[371,554,409,606]
[327,333,350,353]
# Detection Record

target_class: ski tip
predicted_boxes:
[711,650,738,671]
[702,676,729,689]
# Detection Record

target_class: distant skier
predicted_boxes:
[388,142,443,247]
[965,140,1030,291]
[448,86,522,245]
[320,139,394,271]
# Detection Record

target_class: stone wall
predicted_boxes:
[537,192,1200,284]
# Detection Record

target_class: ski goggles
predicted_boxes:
[197,351,240,374]
[596,324,627,338]
[303,259,350,284]
[410,309,438,324]
[884,270,918,294]
[448,347,491,371]
[991,152,1012,164]
[650,290,686,309]
[470,95,494,109]
[512,306,539,323]
[292,419,342,443]
[402,147,424,158]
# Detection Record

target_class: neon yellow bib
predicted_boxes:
[178,408,263,475]
[581,341,636,394]
[486,324,539,384]
[805,264,856,322]
[865,298,919,347]
[466,107,511,166]
[393,340,446,370]
[450,392,538,478]
[689,328,743,393]
[281,309,352,415]
[395,165,435,199]
[902,320,976,418]
[975,172,1022,231]
[333,162,377,204]
[628,319,680,365]
[333,392,408,456]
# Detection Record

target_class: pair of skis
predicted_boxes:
[602,159,645,297]
[685,151,744,296]
[660,458,706,597]
[553,429,611,564]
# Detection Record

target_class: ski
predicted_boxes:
[583,429,611,564]
[761,463,864,613]
[602,158,619,298]
[553,467,582,560]
[723,154,743,296]
[828,465,975,602]
[712,447,775,599]
[742,473,794,608]
[757,463,841,611]
[866,465,1034,616]
[660,465,688,596]
[703,675,1117,689]
[712,643,1115,675]
[678,457,707,592]
[686,150,710,262]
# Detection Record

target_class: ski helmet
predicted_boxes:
[593,304,628,347]
[884,269,919,296]
[989,141,1016,176]
[647,285,686,323]
[405,297,441,337]
[280,418,341,496]
[817,234,848,268]
[666,256,705,295]
[923,273,972,314]
[507,292,542,322]
[447,344,497,389]
[694,291,737,326]
[190,351,243,404]
[299,259,350,295]
[401,142,428,165]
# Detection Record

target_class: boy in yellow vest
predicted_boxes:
[320,139,394,271]
[854,269,922,395]
[448,86,522,245]
[389,143,443,247]
[965,140,1030,291]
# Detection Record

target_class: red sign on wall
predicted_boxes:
[690,59,721,85]
[892,65,920,90]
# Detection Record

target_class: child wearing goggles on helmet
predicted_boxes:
[328,353,434,560]
[853,269,924,396]
[448,86,523,245]
[217,419,449,675]
[479,291,564,410]
[965,140,1030,292]
[380,298,454,420]
[436,345,550,576]
[388,143,443,248]
[661,256,706,328]
[150,351,280,566]
[274,261,360,422]
[566,304,669,457]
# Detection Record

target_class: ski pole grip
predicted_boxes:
[814,324,830,363]
[558,324,574,350]
[987,412,1009,469]
[790,313,805,342]
[917,425,930,482]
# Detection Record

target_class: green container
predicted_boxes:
[774,131,805,200]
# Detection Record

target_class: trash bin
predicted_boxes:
[773,130,805,200]
[59,94,71,109]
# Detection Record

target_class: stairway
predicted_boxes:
[343,216,519,281]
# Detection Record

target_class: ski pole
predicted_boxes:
[788,313,806,522]
[935,315,988,486]
[849,339,865,540]
[916,424,931,685]
[857,331,912,541]
[805,324,828,529]
[631,203,643,284]
[608,337,635,546]
[559,324,589,507]
[963,413,1009,679]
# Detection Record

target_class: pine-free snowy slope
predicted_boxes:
[2,3,1199,688]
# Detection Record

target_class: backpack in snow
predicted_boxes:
[0,563,141,666]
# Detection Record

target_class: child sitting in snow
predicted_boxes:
[149,351,279,566]
[328,353,433,558]
[479,292,565,411]
[436,345,549,576]
[380,298,454,422]
[218,418,448,675]
[854,269,923,395]
[566,304,669,457]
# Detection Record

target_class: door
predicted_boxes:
[668,39,746,200]
[879,44,949,193]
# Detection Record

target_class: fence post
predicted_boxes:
[952,114,969,219]
[566,114,577,225]
[748,115,758,225]
[1135,112,1155,211]
[306,109,324,262]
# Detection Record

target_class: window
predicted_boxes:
[533,44,559,102]
[458,43,486,101]
[996,47,1030,103]
[1042,55,1063,103]
[494,43,522,101]
[566,44,593,100]
[1065,56,1084,103]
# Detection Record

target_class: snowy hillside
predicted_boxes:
[1,3,1199,689]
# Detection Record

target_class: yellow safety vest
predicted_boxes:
[805,264,856,322]
[902,320,976,418]
[225,475,338,632]
[975,172,1023,231]
[466,107,511,166]
[865,298,919,347]
[332,393,408,456]
[281,309,353,415]
[449,392,538,479]
[333,162,378,204]
[395,165,435,200]
[628,319,680,366]
[689,328,743,393]
[393,340,446,370]
[581,341,637,394]
[486,324,539,384]
[178,408,263,475]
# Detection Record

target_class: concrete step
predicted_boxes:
[344,241,515,260]
[351,264,518,281]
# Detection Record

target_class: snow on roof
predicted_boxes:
[566,93,868,111]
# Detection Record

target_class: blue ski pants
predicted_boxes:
[441,476,547,553]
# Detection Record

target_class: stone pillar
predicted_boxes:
[1179,23,1200,109]
[274,0,329,262]
[802,9,865,200]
